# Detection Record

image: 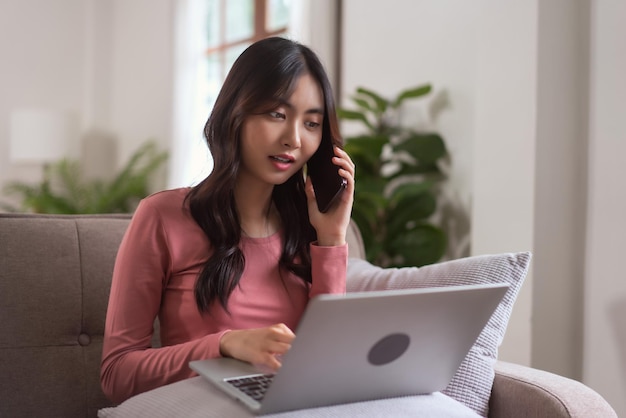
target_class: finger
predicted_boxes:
[304,175,319,214]
[304,175,315,198]
[259,353,283,371]
[272,323,296,337]
[332,157,353,176]
[332,151,355,178]
[265,341,292,355]
[333,147,355,170]
[267,324,296,344]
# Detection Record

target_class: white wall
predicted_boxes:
[584,1,626,414]
[107,0,174,167]
[532,0,588,381]
[472,0,538,367]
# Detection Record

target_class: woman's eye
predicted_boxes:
[305,121,320,129]
[269,111,285,119]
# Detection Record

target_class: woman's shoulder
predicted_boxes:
[143,187,191,204]
[136,187,192,217]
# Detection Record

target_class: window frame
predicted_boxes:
[205,0,290,77]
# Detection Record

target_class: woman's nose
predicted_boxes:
[283,123,301,148]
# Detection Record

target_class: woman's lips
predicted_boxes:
[269,155,295,171]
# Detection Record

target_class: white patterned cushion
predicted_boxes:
[98,376,480,417]
[346,252,531,417]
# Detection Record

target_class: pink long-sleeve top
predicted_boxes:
[100,188,347,404]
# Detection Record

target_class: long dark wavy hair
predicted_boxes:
[185,37,342,313]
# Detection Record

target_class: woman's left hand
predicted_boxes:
[306,146,355,246]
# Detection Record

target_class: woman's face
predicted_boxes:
[238,72,324,189]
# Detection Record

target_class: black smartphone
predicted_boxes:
[307,139,348,213]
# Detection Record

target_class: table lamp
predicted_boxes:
[9,109,75,165]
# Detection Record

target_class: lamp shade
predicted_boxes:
[9,109,75,163]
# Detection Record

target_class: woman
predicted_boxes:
[100,37,355,404]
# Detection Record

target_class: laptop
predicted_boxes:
[189,283,508,415]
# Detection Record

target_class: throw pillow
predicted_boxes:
[346,252,531,417]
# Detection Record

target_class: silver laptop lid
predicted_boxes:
[258,283,508,414]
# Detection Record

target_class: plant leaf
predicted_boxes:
[391,84,432,108]
[104,141,168,212]
[350,192,384,253]
[356,87,389,114]
[386,223,447,267]
[337,108,374,131]
[394,161,443,177]
[351,97,376,114]
[344,135,388,176]
[394,132,447,168]
[354,178,387,198]
[386,186,437,237]
[389,181,434,203]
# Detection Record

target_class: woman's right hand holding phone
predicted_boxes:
[306,146,355,247]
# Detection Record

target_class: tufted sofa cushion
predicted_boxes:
[0,214,131,417]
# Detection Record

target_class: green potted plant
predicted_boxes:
[339,84,447,267]
[2,140,168,214]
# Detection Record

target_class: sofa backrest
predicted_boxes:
[0,213,365,417]
[0,214,131,417]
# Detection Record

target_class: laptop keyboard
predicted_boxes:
[226,374,275,401]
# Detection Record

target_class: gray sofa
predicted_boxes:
[0,213,617,417]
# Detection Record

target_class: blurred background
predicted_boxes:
[0,0,624,415]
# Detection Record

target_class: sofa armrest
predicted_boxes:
[489,361,617,418]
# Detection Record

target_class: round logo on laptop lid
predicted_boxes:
[367,333,411,366]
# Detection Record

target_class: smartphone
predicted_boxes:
[307,139,348,213]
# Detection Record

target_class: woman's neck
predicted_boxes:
[234,179,280,238]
